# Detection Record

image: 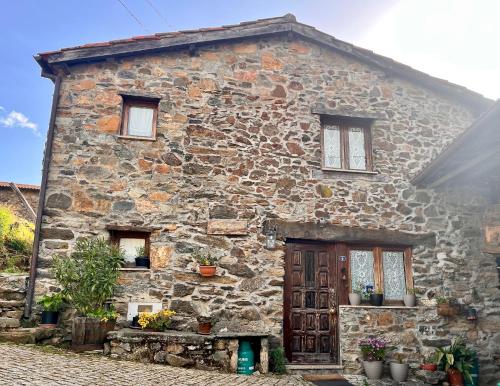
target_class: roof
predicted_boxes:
[412,100,500,187]
[35,14,491,111]
[0,181,40,191]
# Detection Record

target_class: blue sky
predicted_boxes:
[0,0,498,185]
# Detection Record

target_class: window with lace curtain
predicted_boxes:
[321,117,373,171]
[120,97,158,139]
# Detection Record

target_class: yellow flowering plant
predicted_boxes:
[138,309,176,331]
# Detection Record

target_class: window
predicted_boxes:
[109,230,150,267]
[120,97,158,139]
[321,117,373,171]
[349,246,412,302]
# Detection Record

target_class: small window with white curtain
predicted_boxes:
[120,97,158,139]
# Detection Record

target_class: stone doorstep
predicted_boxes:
[286,363,344,376]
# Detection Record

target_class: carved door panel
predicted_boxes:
[284,243,338,364]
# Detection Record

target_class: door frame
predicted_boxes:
[283,240,339,364]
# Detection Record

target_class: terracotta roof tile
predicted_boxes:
[0,181,40,190]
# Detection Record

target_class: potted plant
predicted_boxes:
[37,292,65,327]
[390,353,409,382]
[436,296,456,316]
[135,246,150,268]
[197,315,216,335]
[370,288,384,306]
[349,282,363,306]
[138,309,176,331]
[52,237,124,351]
[194,250,219,277]
[435,337,474,386]
[404,288,417,307]
[420,354,438,371]
[359,336,388,379]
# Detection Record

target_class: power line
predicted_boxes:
[116,0,150,34]
[144,0,176,30]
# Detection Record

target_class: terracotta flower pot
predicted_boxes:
[420,363,437,371]
[403,294,416,307]
[447,368,464,386]
[199,265,216,277]
[197,321,212,335]
[437,303,455,317]
[363,360,383,379]
[348,293,361,306]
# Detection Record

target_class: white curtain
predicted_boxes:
[128,106,154,137]
[119,238,146,263]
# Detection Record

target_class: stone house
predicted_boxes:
[29,14,499,381]
[0,182,39,222]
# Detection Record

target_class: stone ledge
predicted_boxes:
[339,305,418,310]
[119,268,150,272]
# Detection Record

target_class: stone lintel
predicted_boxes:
[311,104,387,120]
[106,224,160,233]
[269,220,435,247]
[207,220,248,235]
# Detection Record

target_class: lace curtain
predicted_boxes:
[350,250,375,290]
[128,106,154,137]
[382,251,406,299]
[348,127,366,170]
[323,124,341,168]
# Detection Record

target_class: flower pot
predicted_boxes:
[199,265,216,277]
[390,362,409,382]
[40,310,59,327]
[437,303,455,316]
[71,316,116,352]
[369,293,384,306]
[447,368,464,386]
[349,293,361,306]
[403,294,416,307]
[197,321,212,335]
[420,363,437,371]
[130,315,140,328]
[363,360,383,379]
[135,256,150,268]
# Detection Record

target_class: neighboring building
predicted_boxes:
[31,15,499,381]
[0,182,39,222]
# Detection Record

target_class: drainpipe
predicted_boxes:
[23,74,62,319]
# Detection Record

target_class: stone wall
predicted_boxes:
[0,187,39,222]
[0,273,27,328]
[33,35,499,382]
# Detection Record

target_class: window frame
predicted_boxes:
[120,97,159,140]
[109,230,151,268]
[346,244,413,304]
[320,116,373,172]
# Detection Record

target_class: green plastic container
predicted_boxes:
[237,340,255,375]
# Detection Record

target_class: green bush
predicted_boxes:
[52,237,124,316]
[270,346,287,375]
[0,206,34,272]
[37,292,65,312]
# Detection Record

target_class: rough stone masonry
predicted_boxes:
[32,20,499,383]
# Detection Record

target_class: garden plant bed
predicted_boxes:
[106,328,270,373]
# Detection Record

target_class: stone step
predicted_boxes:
[286,363,344,376]
[0,317,20,329]
[0,327,59,344]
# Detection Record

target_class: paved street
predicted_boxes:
[0,344,311,386]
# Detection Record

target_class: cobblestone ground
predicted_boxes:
[0,344,311,386]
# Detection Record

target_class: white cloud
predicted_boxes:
[356,0,500,100]
[0,110,40,136]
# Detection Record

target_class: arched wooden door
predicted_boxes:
[284,242,339,364]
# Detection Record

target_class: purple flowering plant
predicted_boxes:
[358,336,389,361]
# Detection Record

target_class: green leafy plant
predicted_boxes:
[435,337,474,383]
[374,288,384,295]
[193,250,218,266]
[270,347,287,375]
[407,288,417,295]
[393,352,405,364]
[135,246,147,257]
[0,206,34,272]
[37,292,65,312]
[52,237,124,317]
[436,296,449,304]
[351,281,364,294]
[86,305,119,322]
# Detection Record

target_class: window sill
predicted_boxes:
[116,135,156,142]
[321,168,378,175]
[339,305,418,309]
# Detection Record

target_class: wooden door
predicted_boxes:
[284,243,338,364]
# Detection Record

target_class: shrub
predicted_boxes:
[138,309,176,331]
[0,206,34,272]
[270,347,287,375]
[52,237,124,316]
